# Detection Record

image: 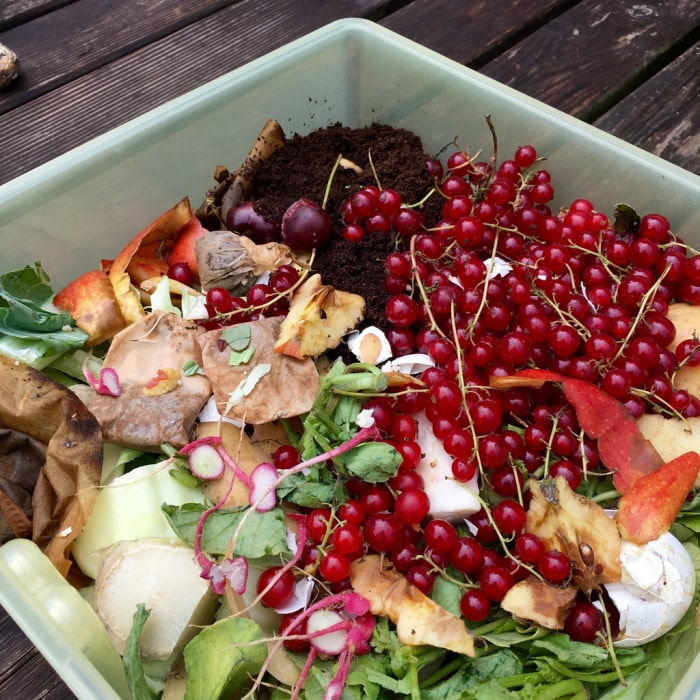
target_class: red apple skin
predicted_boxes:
[167,215,209,278]
[54,269,127,345]
[617,451,700,544]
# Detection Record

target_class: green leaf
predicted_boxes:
[336,441,402,482]
[182,359,203,376]
[420,649,524,699]
[122,604,159,700]
[224,363,271,413]
[432,576,463,618]
[0,264,88,366]
[183,616,266,700]
[162,503,290,559]
[222,323,251,351]
[275,464,338,507]
[0,263,53,304]
[228,346,255,365]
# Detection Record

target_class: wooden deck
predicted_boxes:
[0,0,698,697]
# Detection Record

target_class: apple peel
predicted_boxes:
[274,274,365,359]
[490,369,664,494]
[53,269,127,346]
[616,451,700,544]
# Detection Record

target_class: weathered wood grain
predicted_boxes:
[0,0,72,30]
[0,3,699,695]
[0,609,74,699]
[481,0,700,120]
[380,0,581,66]
[594,42,700,175]
[0,0,390,184]
[0,0,245,113]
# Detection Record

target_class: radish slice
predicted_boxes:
[188,443,225,480]
[217,556,248,595]
[307,609,347,655]
[83,365,122,397]
[249,462,278,512]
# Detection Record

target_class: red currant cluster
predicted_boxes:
[225,139,700,647]
[339,185,424,242]
[200,263,300,329]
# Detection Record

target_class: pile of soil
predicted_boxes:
[251,122,442,330]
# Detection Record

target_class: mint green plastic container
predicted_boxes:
[0,18,698,699]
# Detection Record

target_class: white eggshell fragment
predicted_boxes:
[382,353,435,375]
[414,412,480,521]
[347,326,393,364]
[94,539,216,660]
[604,531,696,647]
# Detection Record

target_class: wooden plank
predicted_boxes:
[0,0,391,185]
[0,0,73,31]
[0,609,73,698]
[380,0,581,66]
[0,0,245,113]
[480,0,700,120]
[594,42,700,176]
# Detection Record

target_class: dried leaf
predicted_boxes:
[89,311,211,449]
[198,316,320,424]
[0,356,102,581]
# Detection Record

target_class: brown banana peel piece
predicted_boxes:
[196,119,286,224]
[0,356,102,582]
[350,555,476,657]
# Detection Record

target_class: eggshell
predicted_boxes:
[604,531,696,647]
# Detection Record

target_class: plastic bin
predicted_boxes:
[0,17,699,699]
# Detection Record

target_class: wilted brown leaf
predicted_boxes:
[0,356,102,582]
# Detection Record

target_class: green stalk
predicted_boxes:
[407,653,421,700]
[536,679,587,699]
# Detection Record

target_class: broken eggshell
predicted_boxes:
[381,352,435,375]
[414,411,480,521]
[347,326,393,365]
[599,530,696,647]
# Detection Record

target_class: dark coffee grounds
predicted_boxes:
[251,122,441,330]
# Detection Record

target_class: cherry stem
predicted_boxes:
[322,155,343,210]
[409,234,447,338]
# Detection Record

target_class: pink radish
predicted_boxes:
[83,365,121,396]
[249,462,279,512]
[187,443,225,480]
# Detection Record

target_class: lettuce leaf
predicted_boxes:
[162,503,291,560]
[0,264,88,366]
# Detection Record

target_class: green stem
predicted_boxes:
[590,489,621,504]
[407,653,421,700]
[535,679,587,699]
[322,154,343,210]
[419,657,464,688]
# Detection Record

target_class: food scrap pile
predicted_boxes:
[2,118,700,699]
